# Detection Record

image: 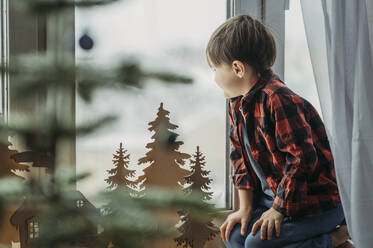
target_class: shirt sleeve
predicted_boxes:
[268,93,318,217]
[228,99,257,191]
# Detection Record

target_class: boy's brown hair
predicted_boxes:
[206,14,276,75]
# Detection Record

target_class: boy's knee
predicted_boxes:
[244,233,272,248]
[223,224,245,248]
[223,239,242,248]
[224,236,244,248]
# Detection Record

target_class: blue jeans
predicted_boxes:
[223,194,345,248]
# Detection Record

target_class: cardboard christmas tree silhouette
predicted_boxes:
[137,102,190,193]
[11,150,54,174]
[0,139,29,179]
[0,137,30,247]
[104,142,138,212]
[10,190,106,248]
[174,146,219,248]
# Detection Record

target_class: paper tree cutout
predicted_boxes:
[137,102,190,193]
[10,190,106,248]
[174,146,219,248]
[0,139,30,179]
[0,138,29,247]
[11,151,54,174]
[105,142,138,201]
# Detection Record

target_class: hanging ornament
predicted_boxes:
[79,31,94,51]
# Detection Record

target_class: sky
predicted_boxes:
[74,0,319,209]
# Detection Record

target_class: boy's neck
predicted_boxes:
[240,74,260,96]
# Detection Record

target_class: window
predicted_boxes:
[77,199,84,208]
[76,0,230,209]
[284,0,322,117]
[0,0,9,123]
[28,217,39,240]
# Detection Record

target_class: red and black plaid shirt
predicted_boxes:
[228,68,341,218]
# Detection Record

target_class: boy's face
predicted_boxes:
[208,58,248,99]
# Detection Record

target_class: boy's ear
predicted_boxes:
[232,60,245,78]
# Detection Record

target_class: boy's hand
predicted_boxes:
[220,208,252,242]
[251,207,284,240]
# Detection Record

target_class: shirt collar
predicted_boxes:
[228,68,281,105]
[241,68,279,104]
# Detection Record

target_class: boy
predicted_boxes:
[206,14,353,248]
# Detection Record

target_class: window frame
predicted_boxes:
[0,0,9,124]
[221,0,285,213]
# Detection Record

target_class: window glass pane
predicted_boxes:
[76,0,228,208]
[284,0,322,119]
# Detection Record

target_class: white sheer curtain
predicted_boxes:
[301,0,373,247]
